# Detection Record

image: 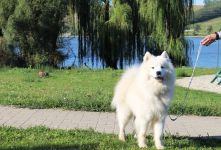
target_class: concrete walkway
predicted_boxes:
[0,105,221,138]
[176,75,221,94]
[0,75,221,138]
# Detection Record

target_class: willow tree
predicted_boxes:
[69,0,193,69]
[68,0,101,65]
[138,0,193,65]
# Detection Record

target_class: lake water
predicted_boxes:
[60,37,221,68]
[188,37,221,68]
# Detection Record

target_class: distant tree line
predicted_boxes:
[194,0,221,23]
[0,0,193,69]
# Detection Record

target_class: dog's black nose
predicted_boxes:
[156,71,161,76]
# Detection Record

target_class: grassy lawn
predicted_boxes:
[0,67,221,116]
[0,126,220,150]
[176,67,220,78]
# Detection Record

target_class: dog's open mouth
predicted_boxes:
[155,76,164,81]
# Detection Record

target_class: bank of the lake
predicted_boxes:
[60,36,221,68]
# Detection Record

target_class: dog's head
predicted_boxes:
[142,51,175,83]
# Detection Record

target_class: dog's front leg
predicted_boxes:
[135,117,148,148]
[153,118,165,149]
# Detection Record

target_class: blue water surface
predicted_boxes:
[60,36,221,68]
[187,37,221,68]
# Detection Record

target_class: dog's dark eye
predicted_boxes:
[152,67,154,69]
[161,66,165,69]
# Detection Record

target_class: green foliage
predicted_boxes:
[99,1,133,69]
[0,38,13,66]
[0,0,17,30]
[109,2,132,30]
[194,24,201,32]
[0,0,18,66]
[0,0,193,68]
[0,0,67,67]
[139,0,193,65]
[206,25,213,34]
[70,0,193,68]
[0,40,19,67]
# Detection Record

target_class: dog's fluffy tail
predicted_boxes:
[111,66,138,110]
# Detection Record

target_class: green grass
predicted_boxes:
[0,126,220,150]
[0,67,221,116]
[171,86,221,116]
[0,67,121,111]
[176,67,220,78]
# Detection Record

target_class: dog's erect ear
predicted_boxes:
[143,51,152,61]
[161,51,169,59]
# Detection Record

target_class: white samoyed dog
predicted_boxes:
[111,51,175,149]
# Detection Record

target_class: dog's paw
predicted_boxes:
[138,143,147,148]
[156,145,165,150]
[119,135,126,141]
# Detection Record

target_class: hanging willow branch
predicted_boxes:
[69,0,193,69]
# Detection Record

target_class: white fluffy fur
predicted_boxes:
[111,51,175,149]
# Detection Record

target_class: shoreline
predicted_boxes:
[61,35,205,38]
[185,35,204,38]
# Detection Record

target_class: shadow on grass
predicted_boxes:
[190,136,221,147]
[0,143,98,150]
[0,137,221,150]
[166,136,221,149]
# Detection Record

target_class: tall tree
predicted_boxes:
[4,0,67,67]
[0,0,17,66]
[70,0,193,68]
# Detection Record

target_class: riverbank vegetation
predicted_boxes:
[0,0,193,69]
[0,67,220,116]
[0,0,67,67]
